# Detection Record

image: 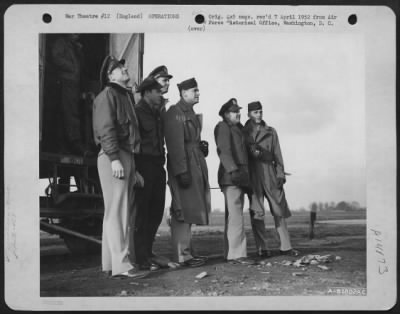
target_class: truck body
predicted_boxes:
[39,33,144,253]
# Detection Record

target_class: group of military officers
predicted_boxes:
[92,55,299,278]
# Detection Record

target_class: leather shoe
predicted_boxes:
[179,258,206,268]
[192,255,208,262]
[258,250,272,258]
[113,267,149,279]
[138,260,160,271]
[280,249,300,257]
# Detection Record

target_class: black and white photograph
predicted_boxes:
[3,4,396,311]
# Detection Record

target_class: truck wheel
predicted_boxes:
[61,217,103,255]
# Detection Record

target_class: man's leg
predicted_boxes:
[223,186,247,260]
[146,164,166,257]
[250,210,269,253]
[273,216,292,251]
[170,214,193,263]
[98,151,133,276]
[131,157,153,265]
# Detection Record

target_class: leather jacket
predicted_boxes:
[93,82,140,161]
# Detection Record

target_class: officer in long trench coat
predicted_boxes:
[243,101,299,257]
[163,78,211,266]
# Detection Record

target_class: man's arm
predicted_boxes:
[163,107,187,176]
[215,122,238,173]
[93,90,119,161]
[272,128,285,179]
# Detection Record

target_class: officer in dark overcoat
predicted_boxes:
[163,78,211,266]
[214,98,255,265]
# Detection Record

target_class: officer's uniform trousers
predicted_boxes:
[249,193,292,252]
[133,155,166,264]
[98,149,135,276]
[170,215,195,263]
[222,186,248,260]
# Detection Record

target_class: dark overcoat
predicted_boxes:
[163,99,211,225]
[243,120,291,219]
[214,120,251,189]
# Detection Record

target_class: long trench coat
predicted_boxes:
[242,120,291,219]
[163,99,211,225]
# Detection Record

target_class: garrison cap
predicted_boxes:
[136,76,163,93]
[177,78,198,92]
[218,98,242,117]
[248,101,262,112]
[148,65,173,79]
[100,55,126,89]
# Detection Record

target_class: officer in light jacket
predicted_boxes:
[243,101,299,257]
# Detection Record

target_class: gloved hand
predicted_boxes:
[249,144,261,158]
[259,147,274,162]
[277,177,286,189]
[199,140,209,157]
[177,172,191,188]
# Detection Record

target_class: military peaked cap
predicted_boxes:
[218,98,242,117]
[100,55,126,89]
[248,101,262,112]
[177,78,198,92]
[148,65,173,79]
[136,76,163,93]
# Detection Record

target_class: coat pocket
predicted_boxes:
[116,115,130,138]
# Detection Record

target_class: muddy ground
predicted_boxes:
[41,211,366,297]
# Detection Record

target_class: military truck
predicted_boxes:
[39,33,144,254]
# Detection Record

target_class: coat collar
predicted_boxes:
[176,98,194,113]
[244,119,273,141]
[137,97,158,114]
[107,82,131,94]
[221,119,244,129]
[244,119,272,131]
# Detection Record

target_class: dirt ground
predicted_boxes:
[40,211,366,297]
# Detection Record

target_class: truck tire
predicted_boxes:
[61,217,103,255]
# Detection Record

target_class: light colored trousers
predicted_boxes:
[250,194,292,251]
[98,150,135,276]
[222,186,248,260]
[170,215,194,263]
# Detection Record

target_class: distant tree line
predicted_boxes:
[297,201,366,212]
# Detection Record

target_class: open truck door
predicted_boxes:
[109,33,144,91]
[39,33,144,254]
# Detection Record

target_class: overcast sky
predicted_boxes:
[143,32,365,210]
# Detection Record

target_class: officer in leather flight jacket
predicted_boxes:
[92,55,145,278]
